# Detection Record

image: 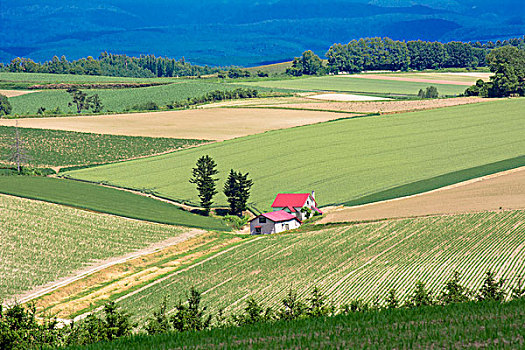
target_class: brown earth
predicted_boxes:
[320,167,525,224]
[0,89,39,97]
[257,96,497,114]
[0,108,356,141]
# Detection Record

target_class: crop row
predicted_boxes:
[0,194,187,300]
[115,210,525,322]
[0,125,206,168]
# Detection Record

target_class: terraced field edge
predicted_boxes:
[343,155,525,207]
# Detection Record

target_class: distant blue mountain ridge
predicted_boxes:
[1,0,523,66]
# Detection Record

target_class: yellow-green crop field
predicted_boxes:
[0,194,187,300]
[65,99,525,211]
[115,210,525,322]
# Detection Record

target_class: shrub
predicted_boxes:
[0,94,12,115]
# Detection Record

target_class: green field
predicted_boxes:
[68,299,525,349]
[0,176,229,231]
[8,81,251,115]
[0,72,179,84]
[0,126,206,168]
[239,75,468,96]
[0,194,189,299]
[108,210,525,322]
[66,99,525,211]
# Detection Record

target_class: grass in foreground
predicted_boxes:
[69,298,525,349]
[108,210,525,322]
[0,176,229,231]
[239,75,468,96]
[0,194,188,299]
[65,99,525,210]
[0,126,206,168]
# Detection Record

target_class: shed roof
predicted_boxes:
[252,210,301,223]
[271,193,313,208]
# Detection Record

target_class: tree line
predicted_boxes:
[287,36,525,76]
[2,270,524,349]
[0,52,222,78]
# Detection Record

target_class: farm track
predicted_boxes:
[0,89,39,97]
[33,235,257,320]
[320,166,525,224]
[10,229,206,306]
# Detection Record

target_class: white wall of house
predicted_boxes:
[250,217,300,235]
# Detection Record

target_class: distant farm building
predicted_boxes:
[250,191,322,234]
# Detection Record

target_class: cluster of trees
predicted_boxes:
[216,68,268,79]
[189,155,254,216]
[418,86,439,99]
[0,53,221,78]
[286,36,525,76]
[67,88,103,113]
[325,37,489,74]
[465,46,525,97]
[0,94,12,116]
[169,88,259,109]
[3,270,524,349]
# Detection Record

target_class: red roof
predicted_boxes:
[271,193,313,208]
[312,206,323,214]
[254,210,301,223]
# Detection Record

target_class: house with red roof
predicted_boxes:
[250,191,322,234]
[271,191,322,221]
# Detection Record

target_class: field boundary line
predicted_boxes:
[3,229,206,307]
[341,163,525,210]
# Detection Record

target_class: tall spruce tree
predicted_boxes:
[223,169,254,216]
[189,155,219,215]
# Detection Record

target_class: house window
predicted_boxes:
[259,217,266,223]
[284,224,290,230]
[255,227,261,234]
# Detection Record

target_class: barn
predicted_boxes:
[271,192,322,221]
[250,210,301,235]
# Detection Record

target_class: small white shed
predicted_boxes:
[250,210,301,235]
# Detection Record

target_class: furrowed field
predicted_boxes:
[0,176,229,230]
[7,81,266,115]
[66,99,525,211]
[0,194,188,299]
[112,210,525,322]
[68,299,525,349]
[239,75,468,96]
[0,126,206,168]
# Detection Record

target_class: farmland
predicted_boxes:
[0,126,206,168]
[322,167,525,223]
[0,72,179,84]
[0,176,229,230]
[64,99,525,211]
[67,299,525,350]
[0,194,189,300]
[0,108,355,141]
[239,75,468,96]
[103,210,525,322]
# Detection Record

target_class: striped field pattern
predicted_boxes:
[115,210,525,321]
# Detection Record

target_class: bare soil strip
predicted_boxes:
[32,233,243,319]
[0,89,39,97]
[320,167,525,223]
[345,74,474,85]
[0,108,353,141]
[256,97,496,114]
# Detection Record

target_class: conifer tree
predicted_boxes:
[190,155,219,215]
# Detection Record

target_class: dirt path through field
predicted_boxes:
[0,108,354,141]
[345,74,474,85]
[0,89,39,97]
[320,167,525,223]
[8,228,206,306]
